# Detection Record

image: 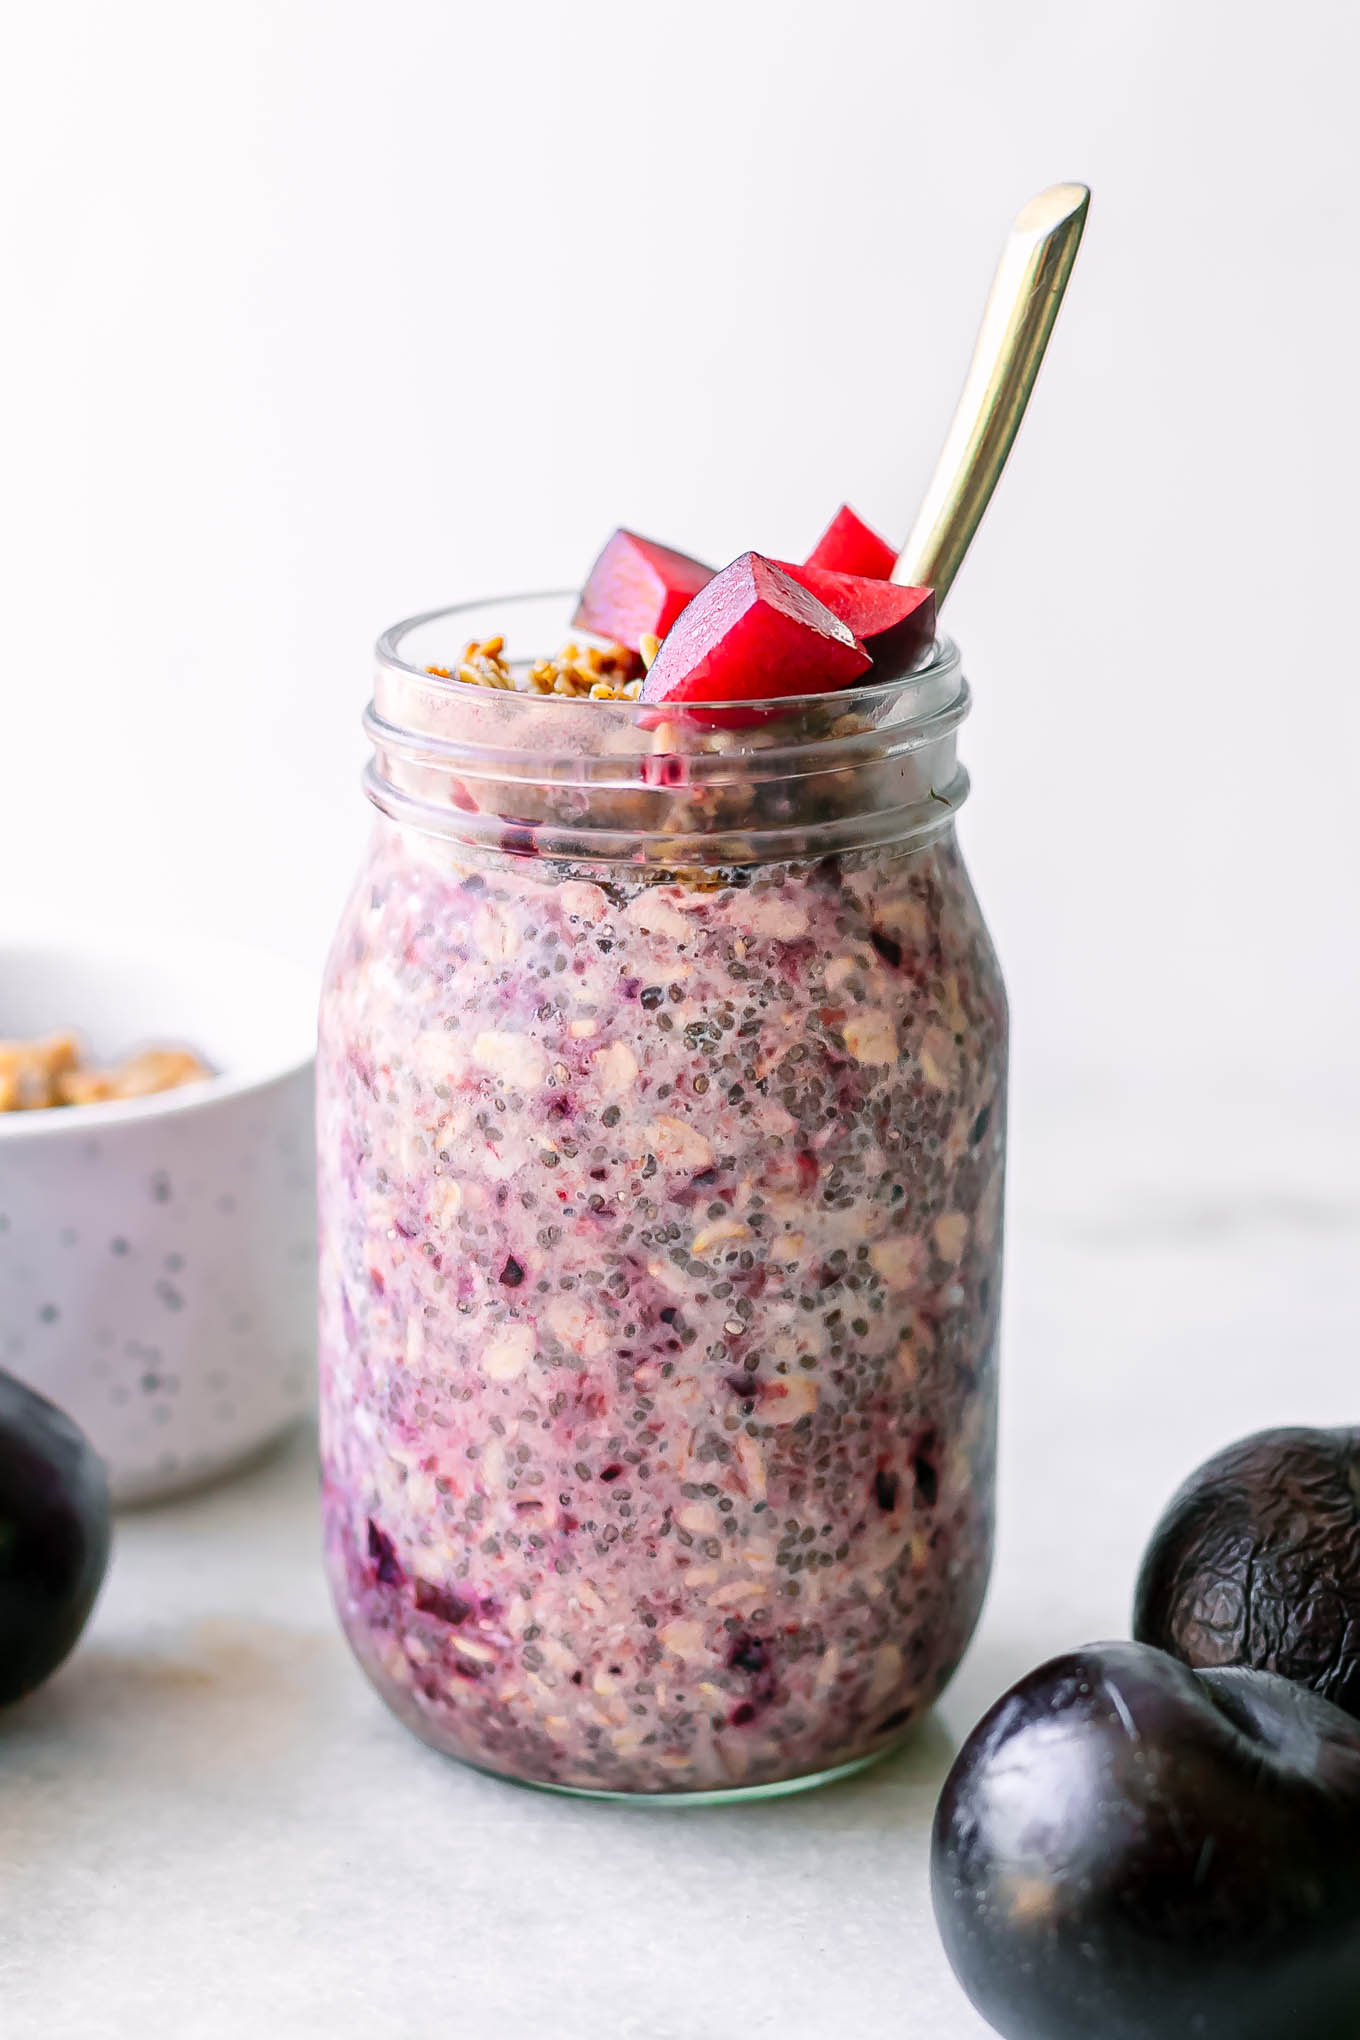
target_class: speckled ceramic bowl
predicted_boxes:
[0,935,317,1503]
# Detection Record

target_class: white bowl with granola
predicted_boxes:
[0,933,316,1503]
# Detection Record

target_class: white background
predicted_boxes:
[2,7,1358,2035]
[3,0,1357,1111]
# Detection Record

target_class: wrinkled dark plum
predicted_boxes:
[0,1370,111,1705]
[1134,1425,1360,1719]
[932,1641,1360,2040]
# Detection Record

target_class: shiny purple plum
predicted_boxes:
[932,1640,1360,2040]
[0,1369,110,1704]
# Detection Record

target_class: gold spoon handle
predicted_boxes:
[894,182,1090,604]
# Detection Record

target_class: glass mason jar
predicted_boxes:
[318,592,1007,1800]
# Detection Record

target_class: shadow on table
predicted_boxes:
[0,1611,338,1782]
[438,1707,965,1844]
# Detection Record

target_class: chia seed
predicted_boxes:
[318,823,1005,1794]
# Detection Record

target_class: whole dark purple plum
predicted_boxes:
[1133,1425,1360,1717]
[0,1369,110,1704]
[931,1641,1360,2040]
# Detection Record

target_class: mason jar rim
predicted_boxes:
[365,589,971,866]
[375,588,964,729]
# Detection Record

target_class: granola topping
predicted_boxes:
[428,636,642,701]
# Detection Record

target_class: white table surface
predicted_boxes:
[4,1079,1356,2040]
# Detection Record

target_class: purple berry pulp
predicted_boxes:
[318,820,1006,1792]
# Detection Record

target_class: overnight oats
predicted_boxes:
[318,519,1007,1797]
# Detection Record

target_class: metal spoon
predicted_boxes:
[894,182,1090,603]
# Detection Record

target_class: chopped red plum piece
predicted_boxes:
[778,561,936,678]
[804,503,898,579]
[573,529,713,652]
[639,552,871,707]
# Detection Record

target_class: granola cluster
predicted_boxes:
[427,635,645,701]
[0,1032,212,1112]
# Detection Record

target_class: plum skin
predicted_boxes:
[931,1640,1360,2040]
[1134,1425,1360,1718]
[0,1369,111,1705]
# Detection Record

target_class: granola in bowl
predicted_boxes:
[0,1032,211,1113]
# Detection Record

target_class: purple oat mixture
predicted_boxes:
[318,818,1006,1792]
